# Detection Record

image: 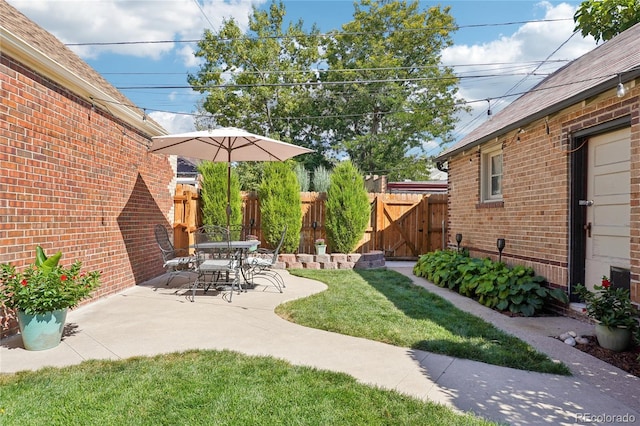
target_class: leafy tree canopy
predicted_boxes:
[574,0,640,42]
[319,0,462,180]
[189,0,463,181]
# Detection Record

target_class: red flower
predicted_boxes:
[60,275,68,281]
[601,278,611,289]
[20,279,28,286]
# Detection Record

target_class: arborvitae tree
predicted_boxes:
[198,161,242,227]
[258,161,302,253]
[325,161,370,253]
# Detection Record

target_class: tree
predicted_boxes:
[574,0,640,42]
[198,162,242,227]
[258,162,302,253]
[188,0,465,181]
[188,1,327,168]
[317,0,463,180]
[325,161,370,253]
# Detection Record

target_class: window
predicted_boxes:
[481,145,503,202]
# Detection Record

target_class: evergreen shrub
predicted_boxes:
[198,161,242,227]
[294,163,310,192]
[312,165,331,192]
[325,161,370,253]
[258,162,302,253]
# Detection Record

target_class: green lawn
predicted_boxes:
[281,269,570,375]
[0,350,495,425]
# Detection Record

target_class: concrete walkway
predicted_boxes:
[1,263,638,425]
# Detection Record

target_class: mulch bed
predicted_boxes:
[572,335,640,378]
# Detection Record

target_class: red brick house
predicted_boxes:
[1,0,176,326]
[436,23,640,307]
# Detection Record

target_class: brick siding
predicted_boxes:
[447,84,640,306]
[1,53,175,329]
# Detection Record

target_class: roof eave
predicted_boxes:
[436,68,640,162]
[1,27,166,137]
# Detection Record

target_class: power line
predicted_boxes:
[64,18,572,47]
[450,31,579,141]
[115,72,551,90]
[99,59,569,76]
[99,72,617,121]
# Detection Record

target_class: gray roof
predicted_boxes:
[438,23,640,161]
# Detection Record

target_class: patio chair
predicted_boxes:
[191,225,243,302]
[243,226,287,293]
[153,224,195,285]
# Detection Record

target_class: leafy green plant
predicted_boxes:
[0,246,101,316]
[258,161,302,253]
[325,161,370,253]
[414,249,468,291]
[414,250,568,316]
[576,276,639,330]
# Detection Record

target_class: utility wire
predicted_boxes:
[450,31,579,141]
[99,60,569,76]
[64,18,572,46]
[114,72,551,90]
[97,73,617,121]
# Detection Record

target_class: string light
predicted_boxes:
[617,74,626,98]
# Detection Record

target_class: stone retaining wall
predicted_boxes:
[275,250,385,270]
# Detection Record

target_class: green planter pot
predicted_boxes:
[17,309,68,351]
[594,323,632,352]
[315,245,326,256]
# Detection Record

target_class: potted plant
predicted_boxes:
[314,238,327,256]
[575,276,639,352]
[245,234,259,252]
[0,246,101,351]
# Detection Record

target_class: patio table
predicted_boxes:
[190,240,260,291]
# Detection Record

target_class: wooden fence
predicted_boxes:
[173,185,448,259]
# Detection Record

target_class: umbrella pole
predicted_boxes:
[226,162,231,229]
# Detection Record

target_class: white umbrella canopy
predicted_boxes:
[149,127,314,226]
[149,127,314,162]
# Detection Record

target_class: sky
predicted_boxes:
[6,0,598,157]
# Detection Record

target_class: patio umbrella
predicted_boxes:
[149,127,314,227]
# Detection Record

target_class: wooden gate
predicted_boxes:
[361,193,447,259]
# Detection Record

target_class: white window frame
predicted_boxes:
[481,143,503,202]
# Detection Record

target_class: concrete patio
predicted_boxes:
[1,263,638,425]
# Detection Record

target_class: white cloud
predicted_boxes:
[7,0,264,63]
[150,111,195,134]
[178,45,202,68]
[442,1,597,140]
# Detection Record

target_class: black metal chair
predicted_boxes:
[191,225,243,302]
[243,226,287,293]
[153,224,195,285]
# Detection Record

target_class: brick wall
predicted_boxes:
[447,84,639,306]
[1,53,175,325]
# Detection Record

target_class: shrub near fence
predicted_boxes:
[173,185,448,259]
